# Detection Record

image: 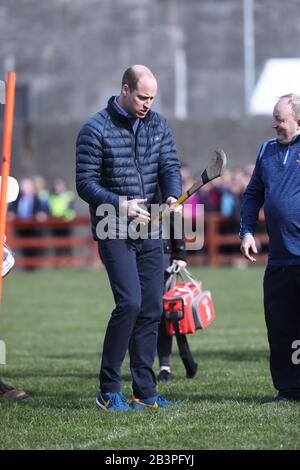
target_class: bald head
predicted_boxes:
[122,65,156,92]
[119,65,157,118]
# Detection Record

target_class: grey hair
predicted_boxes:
[279,93,300,120]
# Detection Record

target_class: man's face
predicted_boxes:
[272,98,300,144]
[122,76,157,118]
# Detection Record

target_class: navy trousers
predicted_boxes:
[98,238,164,398]
[264,265,300,399]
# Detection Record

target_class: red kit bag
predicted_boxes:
[163,269,215,336]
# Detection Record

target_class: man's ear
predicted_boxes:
[122,84,129,97]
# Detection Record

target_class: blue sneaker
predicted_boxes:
[130,394,180,410]
[96,392,131,411]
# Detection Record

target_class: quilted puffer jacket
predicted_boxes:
[76,96,182,239]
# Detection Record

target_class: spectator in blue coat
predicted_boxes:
[76,65,182,411]
[8,178,46,269]
[240,93,300,403]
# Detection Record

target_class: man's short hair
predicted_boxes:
[280,93,300,120]
[122,68,139,92]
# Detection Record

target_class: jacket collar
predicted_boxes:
[278,134,300,147]
[107,96,152,125]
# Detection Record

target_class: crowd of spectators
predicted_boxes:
[8,166,254,225]
[7,176,76,267]
[180,162,266,257]
[181,162,255,222]
[8,176,76,222]
[6,166,264,263]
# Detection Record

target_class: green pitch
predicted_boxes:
[0,266,299,450]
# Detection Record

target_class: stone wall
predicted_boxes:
[0,0,299,122]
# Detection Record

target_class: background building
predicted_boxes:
[1,0,300,212]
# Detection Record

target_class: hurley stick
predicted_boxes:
[156,148,227,223]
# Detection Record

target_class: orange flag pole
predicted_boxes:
[0,71,16,303]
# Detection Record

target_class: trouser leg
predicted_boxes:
[98,239,141,393]
[264,265,300,398]
[129,238,164,398]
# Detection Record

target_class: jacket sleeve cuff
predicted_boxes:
[239,231,253,240]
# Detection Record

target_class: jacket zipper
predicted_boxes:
[132,133,146,199]
[283,146,290,165]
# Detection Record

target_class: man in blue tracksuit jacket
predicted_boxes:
[76,65,182,411]
[240,93,300,403]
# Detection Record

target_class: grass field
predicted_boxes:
[0,265,299,450]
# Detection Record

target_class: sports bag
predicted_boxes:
[163,268,215,336]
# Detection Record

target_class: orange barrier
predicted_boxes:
[6,213,268,269]
[6,216,100,268]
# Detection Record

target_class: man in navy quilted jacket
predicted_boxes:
[76,65,182,410]
[240,94,300,403]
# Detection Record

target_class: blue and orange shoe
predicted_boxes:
[96,392,131,411]
[130,394,180,410]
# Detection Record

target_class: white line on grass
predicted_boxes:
[72,429,131,450]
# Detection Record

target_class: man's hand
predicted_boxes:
[172,259,187,271]
[240,233,258,262]
[120,198,150,224]
[166,196,182,215]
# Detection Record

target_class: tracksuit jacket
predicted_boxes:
[240,134,300,265]
[76,96,182,239]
